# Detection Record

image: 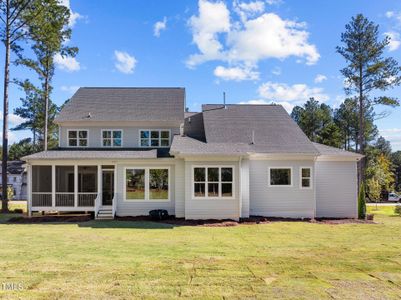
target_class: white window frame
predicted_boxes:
[101,129,123,147]
[138,129,171,148]
[191,165,235,200]
[124,167,170,202]
[268,167,293,187]
[67,129,89,147]
[299,167,312,189]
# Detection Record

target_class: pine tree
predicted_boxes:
[337,14,401,185]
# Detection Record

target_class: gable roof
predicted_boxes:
[55,87,185,123]
[197,104,318,154]
[313,142,363,159]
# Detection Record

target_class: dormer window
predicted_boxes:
[102,130,122,147]
[68,130,88,147]
[140,130,170,147]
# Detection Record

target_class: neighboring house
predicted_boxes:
[0,161,27,200]
[23,87,362,220]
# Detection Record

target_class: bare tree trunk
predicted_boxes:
[358,63,366,188]
[1,0,10,213]
[44,68,49,151]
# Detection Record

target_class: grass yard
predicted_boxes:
[0,205,400,299]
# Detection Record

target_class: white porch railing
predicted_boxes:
[32,192,52,207]
[55,193,75,207]
[78,193,97,207]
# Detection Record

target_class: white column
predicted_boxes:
[27,165,32,217]
[74,165,78,207]
[52,165,56,207]
[97,165,102,206]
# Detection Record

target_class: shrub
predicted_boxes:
[149,209,169,220]
[13,208,23,214]
[395,205,401,216]
[358,184,366,219]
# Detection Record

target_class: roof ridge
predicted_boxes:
[80,87,185,89]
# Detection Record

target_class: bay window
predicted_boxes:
[125,167,169,201]
[193,166,234,198]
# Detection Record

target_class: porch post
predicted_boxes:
[97,164,102,206]
[51,165,56,207]
[74,165,78,207]
[27,164,32,217]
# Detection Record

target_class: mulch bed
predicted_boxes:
[6,214,376,225]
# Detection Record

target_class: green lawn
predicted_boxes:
[0,206,400,299]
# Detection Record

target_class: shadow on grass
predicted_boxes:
[78,220,175,229]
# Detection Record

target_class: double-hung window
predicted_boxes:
[193,166,234,198]
[102,130,122,147]
[140,130,170,147]
[125,167,169,201]
[300,167,312,189]
[68,130,88,147]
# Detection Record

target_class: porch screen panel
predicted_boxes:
[56,166,74,206]
[78,166,97,207]
[32,166,52,207]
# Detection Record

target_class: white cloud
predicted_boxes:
[239,99,294,113]
[0,112,26,126]
[314,74,327,83]
[54,53,80,72]
[187,0,319,79]
[380,128,401,134]
[266,0,283,5]
[114,50,137,74]
[227,13,319,65]
[154,17,167,37]
[386,11,395,18]
[59,0,84,27]
[187,0,230,68]
[214,65,259,81]
[234,0,265,22]
[271,66,281,75]
[258,81,329,102]
[60,85,80,94]
[385,31,401,51]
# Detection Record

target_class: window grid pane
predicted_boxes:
[194,167,233,198]
[301,168,311,188]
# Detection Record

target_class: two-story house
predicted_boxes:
[23,87,362,220]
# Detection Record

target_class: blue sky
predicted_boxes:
[2,0,401,150]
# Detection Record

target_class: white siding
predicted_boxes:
[240,159,250,218]
[59,125,180,148]
[174,159,185,218]
[115,161,176,217]
[315,161,358,218]
[249,160,315,218]
[184,161,240,220]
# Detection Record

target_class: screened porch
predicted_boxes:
[31,165,99,209]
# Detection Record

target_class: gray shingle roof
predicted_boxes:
[170,135,249,155]
[198,104,318,154]
[55,87,185,123]
[22,150,158,160]
[313,143,363,158]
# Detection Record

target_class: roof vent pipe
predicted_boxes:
[223,92,227,109]
[251,130,255,145]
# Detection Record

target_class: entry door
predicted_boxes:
[102,170,114,206]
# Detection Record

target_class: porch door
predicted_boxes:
[102,170,114,206]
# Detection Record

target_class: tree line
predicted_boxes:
[0,0,77,212]
[291,14,401,206]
